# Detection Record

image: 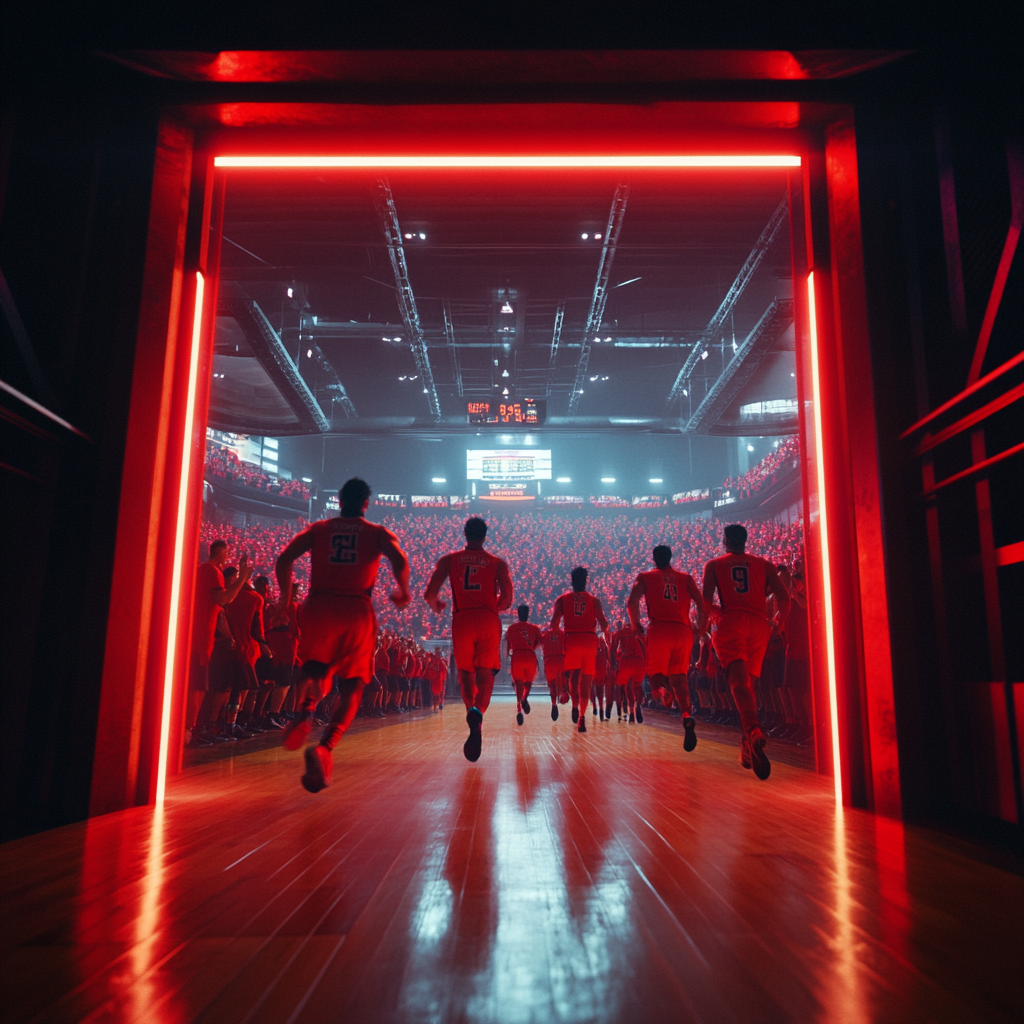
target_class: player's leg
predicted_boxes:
[283,660,332,749]
[577,673,593,732]
[546,670,560,720]
[301,677,366,793]
[512,667,526,725]
[569,669,581,723]
[670,673,697,750]
[727,657,770,779]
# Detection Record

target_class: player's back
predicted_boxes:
[448,548,506,612]
[639,567,695,623]
[706,552,771,616]
[559,591,599,633]
[540,629,565,659]
[225,587,262,658]
[613,627,644,660]
[507,622,541,651]
[306,516,393,597]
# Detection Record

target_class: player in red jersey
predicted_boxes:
[186,540,251,747]
[550,566,610,734]
[539,625,567,720]
[424,517,513,761]
[609,619,647,723]
[276,478,411,792]
[700,523,790,780]
[505,604,542,726]
[627,544,704,750]
[591,635,611,722]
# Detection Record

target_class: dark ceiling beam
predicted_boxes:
[443,298,464,398]
[548,300,566,368]
[306,344,357,418]
[219,297,330,433]
[568,185,631,415]
[373,178,443,420]
[683,298,795,433]
[665,195,788,406]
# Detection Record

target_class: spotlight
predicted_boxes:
[423,387,428,393]
[302,477,312,483]
[791,372,796,377]
[432,477,446,483]
[701,349,708,360]
[502,387,509,396]
[601,477,615,483]
[590,375,599,381]
[604,336,611,342]
[747,444,755,452]
[306,349,313,358]
[594,233,602,240]
[557,477,572,483]
[419,232,426,240]
[649,478,663,484]
[501,301,514,314]
[502,369,509,377]
[399,376,407,380]
[682,389,688,397]
[404,233,413,239]
[581,232,589,240]
[286,287,294,298]
[732,340,738,351]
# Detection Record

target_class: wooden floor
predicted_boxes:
[3,697,1022,1024]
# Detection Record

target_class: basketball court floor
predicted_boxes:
[3,697,1020,1023]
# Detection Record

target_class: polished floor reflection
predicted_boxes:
[3,697,1022,1023]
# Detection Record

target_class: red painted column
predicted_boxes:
[90,117,195,815]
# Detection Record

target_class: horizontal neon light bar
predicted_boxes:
[215,155,801,169]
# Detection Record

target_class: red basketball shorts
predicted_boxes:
[297,593,376,683]
[452,608,501,672]
[645,620,693,676]
[712,611,772,677]
[544,657,565,684]
[563,633,599,675]
[616,657,646,686]
[510,649,539,684]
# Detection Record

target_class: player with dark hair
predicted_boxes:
[627,544,704,750]
[505,604,542,726]
[275,478,411,792]
[700,523,790,780]
[424,517,514,761]
[550,566,610,734]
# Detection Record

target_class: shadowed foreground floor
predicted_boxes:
[2,696,1022,1023]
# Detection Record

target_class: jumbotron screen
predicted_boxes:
[466,449,552,482]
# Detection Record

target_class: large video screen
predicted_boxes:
[466,449,552,481]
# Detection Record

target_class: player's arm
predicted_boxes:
[699,564,717,632]
[626,576,645,633]
[550,596,565,631]
[595,599,610,637]
[496,559,514,612]
[765,562,791,629]
[380,529,411,608]
[250,600,272,658]
[213,552,251,606]
[275,530,313,605]
[684,574,704,633]
[423,554,452,613]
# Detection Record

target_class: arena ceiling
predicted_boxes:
[212,167,799,436]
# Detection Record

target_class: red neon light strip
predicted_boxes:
[968,222,1020,386]
[156,271,205,805]
[214,155,801,169]
[806,272,843,807]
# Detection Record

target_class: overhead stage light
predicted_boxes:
[557,477,571,483]
[432,477,446,483]
[581,232,589,239]
[649,478,663,484]
[419,232,426,240]
[502,387,510,396]
[501,301,514,314]
[601,477,615,483]
[404,233,413,239]
[747,444,755,451]
[594,233,602,240]
[701,349,708,360]
[502,369,509,377]
[306,349,313,358]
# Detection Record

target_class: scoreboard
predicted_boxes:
[466,398,546,426]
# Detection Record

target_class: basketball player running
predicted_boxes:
[627,545,704,751]
[505,604,542,726]
[550,567,610,734]
[700,523,790,780]
[424,517,513,761]
[275,478,411,793]
[609,619,647,723]
[539,624,567,721]
[591,635,611,721]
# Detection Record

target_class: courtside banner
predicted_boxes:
[543,495,586,507]
[411,495,449,508]
[374,494,408,509]
[631,495,666,508]
[590,495,631,508]
[672,489,709,505]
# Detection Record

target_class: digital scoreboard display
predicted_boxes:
[466,398,546,426]
[467,449,552,481]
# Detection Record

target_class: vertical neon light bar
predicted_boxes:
[806,271,843,807]
[156,271,205,805]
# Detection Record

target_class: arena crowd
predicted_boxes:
[206,445,311,500]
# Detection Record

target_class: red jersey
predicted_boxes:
[556,590,601,633]
[596,637,610,675]
[611,627,646,661]
[194,561,226,660]
[704,552,773,617]
[539,629,565,660]
[445,549,510,613]
[506,622,542,652]
[637,568,696,624]
[299,516,398,597]
[265,599,299,665]
[224,586,264,665]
